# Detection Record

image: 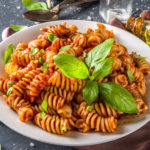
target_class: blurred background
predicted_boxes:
[0,0,150,150]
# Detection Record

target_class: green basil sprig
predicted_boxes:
[53,38,138,114]
[127,69,135,82]
[22,0,48,10]
[85,38,114,69]
[47,33,59,42]
[83,80,99,105]
[59,45,71,52]
[54,54,89,79]
[10,24,28,32]
[4,44,15,64]
[99,82,138,114]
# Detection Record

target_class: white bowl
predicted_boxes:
[0,20,150,146]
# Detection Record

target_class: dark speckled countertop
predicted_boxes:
[0,0,150,150]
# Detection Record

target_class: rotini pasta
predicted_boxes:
[77,102,117,133]
[34,113,74,135]
[3,94,34,122]
[5,62,20,75]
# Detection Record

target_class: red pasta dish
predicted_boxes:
[0,22,149,135]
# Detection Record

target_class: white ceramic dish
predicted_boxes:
[0,20,150,146]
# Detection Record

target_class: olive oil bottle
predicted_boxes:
[126,17,150,46]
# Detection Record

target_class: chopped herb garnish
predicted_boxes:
[41,62,48,71]
[18,48,23,51]
[97,29,101,33]
[40,100,47,111]
[7,87,13,96]
[60,124,66,131]
[39,57,44,65]
[40,112,45,119]
[9,81,15,87]
[30,47,38,55]
[39,49,45,54]
[59,45,71,52]
[47,33,59,42]
[127,69,135,82]
[86,106,93,111]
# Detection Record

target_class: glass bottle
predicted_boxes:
[126,17,150,46]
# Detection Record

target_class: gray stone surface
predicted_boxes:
[0,0,149,150]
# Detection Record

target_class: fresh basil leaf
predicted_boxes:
[99,82,138,114]
[40,111,45,119]
[7,87,13,96]
[30,47,38,55]
[54,54,89,79]
[86,106,93,111]
[59,45,71,52]
[39,57,44,65]
[41,62,48,71]
[97,29,101,33]
[0,144,1,150]
[39,49,44,54]
[47,33,59,42]
[134,55,146,59]
[127,69,135,82]
[22,0,48,10]
[4,44,15,64]
[92,57,113,80]
[10,24,28,32]
[83,80,99,105]
[40,100,47,111]
[85,38,114,69]
[60,124,66,131]
[9,81,15,87]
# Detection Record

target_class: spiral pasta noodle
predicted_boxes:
[10,60,40,81]
[26,71,49,100]
[59,46,83,57]
[132,52,150,75]
[3,94,34,122]
[5,62,20,75]
[34,113,74,135]
[127,83,148,114]
[43,86,75,103]
[0,78,10,93]
[11,49,31,66]
[11,69,42,96]
[48,70,86,92]
[41,23,70,37]
[92,102,119,118]
[78,102,117,133]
